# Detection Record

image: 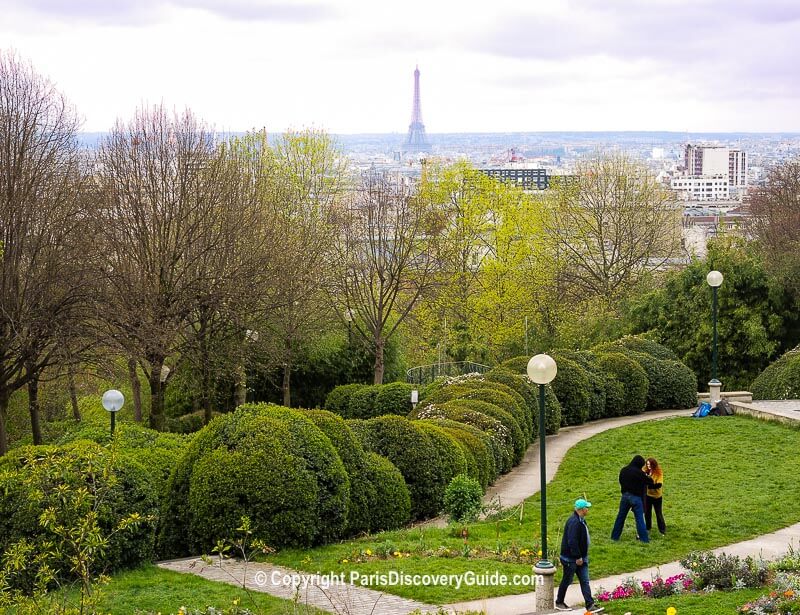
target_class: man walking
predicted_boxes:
[610,454,657,543]
[555,499,603,613]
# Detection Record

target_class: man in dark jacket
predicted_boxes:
[555,499,603,613]
[610,454,657,543]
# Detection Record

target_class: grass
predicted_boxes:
[602,587,764,614]
[264,415,800,604]
[60,565,329,614]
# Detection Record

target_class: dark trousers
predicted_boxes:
[645,495,666,534]
[557,557,594,607]
[610,492,649,542]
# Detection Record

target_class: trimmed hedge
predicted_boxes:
[549,357,591,426]
[751,346,800,400]
[417,418,497,489]
[413,403,509,474]
[166,410,223,434]
[484,368,561,435]
[364,452,411,532]
[594,335,679,361]
[415,422,468,489]
[596,352,649,415]
[303,409,374,536]
[626,352,698,410]
[158,404,349,557]
[0,441,160,589]
[553,350,607,421]
[346,385,381,419]
[324,383,365,416]
[355,415,449,520]
[422,383,531,442]
[374,382,415,416]
[441,399,525,466]
[498,356,530,373]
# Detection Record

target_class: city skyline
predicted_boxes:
[3,0,800,134]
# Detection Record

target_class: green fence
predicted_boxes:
[406,361,492,386]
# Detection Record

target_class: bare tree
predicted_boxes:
[95,104,248,430]
[333,171,445,384]
[747,159,800,298]
[545,153,682,302]
[0,51,93,453]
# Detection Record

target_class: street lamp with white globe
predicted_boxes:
[102,389,125,436]
[706,270,723,404]
[527,353,557,610]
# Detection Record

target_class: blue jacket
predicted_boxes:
[560,512,589,560]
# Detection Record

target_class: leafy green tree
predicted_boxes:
[627,237,800,390]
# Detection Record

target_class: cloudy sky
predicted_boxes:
[2,0,799,133]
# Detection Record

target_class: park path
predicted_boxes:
[158,402,800,614]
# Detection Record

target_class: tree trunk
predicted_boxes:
[28,372,42,445]
[0,392,9,456]
[147,357,165,431]
[373,336,385,385]
[127,357,143,422]
[201,359,213,425]
[234,364,247,408]
[282,363,292,407]
[68,366,81,421]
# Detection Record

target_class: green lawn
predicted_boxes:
[603,587,764,614]
[60,565,329,615]
[265,415,800,604]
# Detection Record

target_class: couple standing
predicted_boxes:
[611,454,666,542]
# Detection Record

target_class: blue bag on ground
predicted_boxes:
[692,401,712,417]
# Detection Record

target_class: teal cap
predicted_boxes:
[575,498,592,509]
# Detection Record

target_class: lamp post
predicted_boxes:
[706,270,723,404]
[527,353,557,611]
[101,389,124,436]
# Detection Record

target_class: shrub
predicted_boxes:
[441,398,525,466]
[346,385,381,419]
[303,409,374,536]
[548,357,591,426]
[374,382,415,416]
[596,352,649,415]
[595,335,679,361]
[0,441,159,589]
[417,418,497,489]
[157,404,349,557]
[412,403,509,475]
[416,422,468,486]
[498,356,529,373]
[443,474,483,524]
[681,550,770,590]
[422,383,531,442]
[484,368,561,435]
[628,353,698,410]
[324,383,365,416]
[356,415,449,520]
[166,410,222,434]
[751,346,800,400]
[363,452,411,532]
[553,350,607,420]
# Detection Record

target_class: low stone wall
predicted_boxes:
[697,390,753,403]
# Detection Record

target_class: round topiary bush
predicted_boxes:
[415,422,468,488]
[498,356,529,374]
[625,352,698,410]
[422,384,531,442]
[374,382,415,416]
[363,452,411,532]
[416,418,497,489]
[443,474,483,524]
[751,347,800,400]
[303,409,375,536]
[0,441,159,590]
[596,352,649,415]
[594,335,679,361]
[346,385,381,419]
[324,383,366,416]
[413,403,510,474]
[441,398,525,466]
[356,415,449,521]
[553,350,607,421]
[157,404,349,557]
[548,357,590,426]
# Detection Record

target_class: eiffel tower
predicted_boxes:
[403,65,432,154]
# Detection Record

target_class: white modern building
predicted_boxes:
[671,174,729,201]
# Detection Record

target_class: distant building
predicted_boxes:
[683,144,747,187]
[670,174,730,201]
[478,167,548,190]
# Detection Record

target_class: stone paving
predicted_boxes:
[158,556,436,615]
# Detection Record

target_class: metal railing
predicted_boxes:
[406,361,492,385]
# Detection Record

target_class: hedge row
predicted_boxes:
[751,346,800,400]
[324,382,415,419]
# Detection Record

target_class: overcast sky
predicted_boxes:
[2,0,799,134]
